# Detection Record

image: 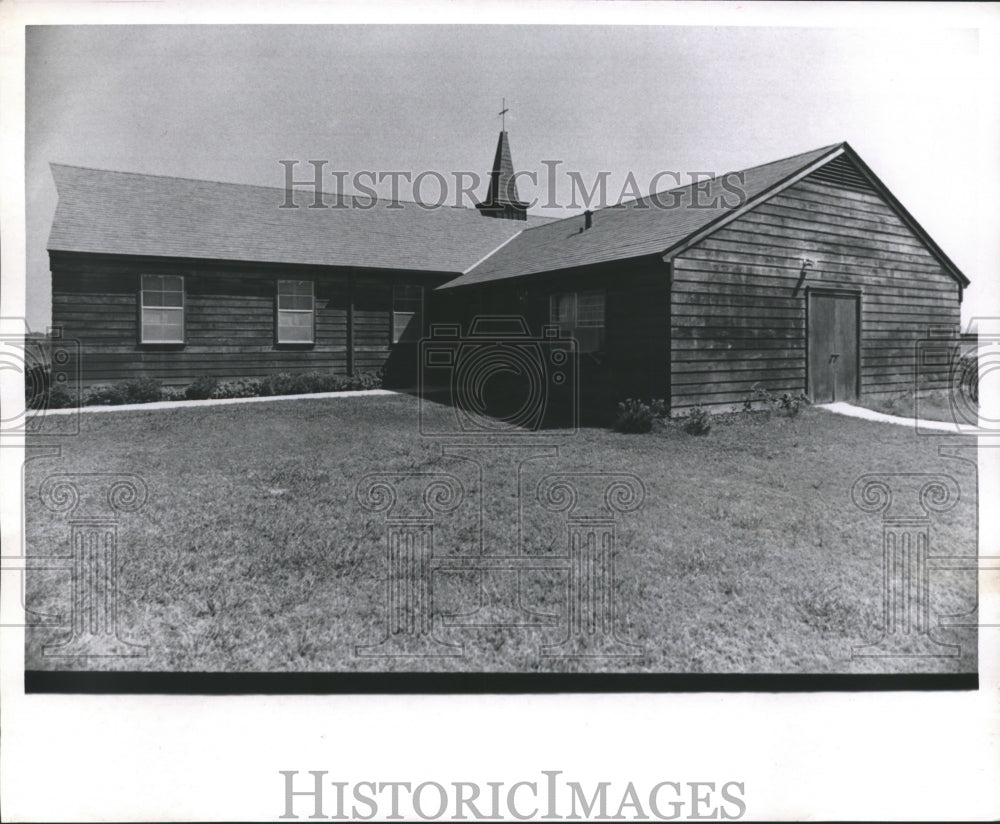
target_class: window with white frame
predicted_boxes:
[140,274,185,343]
[392,285,423,344]
[550,290,606,353]
[276,280,315,344]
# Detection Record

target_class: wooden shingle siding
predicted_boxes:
[51,256,442,386]
[670,173,960,411]
[353,282,392,373]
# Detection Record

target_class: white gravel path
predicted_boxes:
[35,388,398,416]
[816,401,959,432]
[33,393,965,431]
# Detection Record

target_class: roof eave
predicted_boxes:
[662,141,970,289]
[837,143,970,288]
[437,251,663,291]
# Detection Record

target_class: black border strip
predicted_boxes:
[24,671,977,694]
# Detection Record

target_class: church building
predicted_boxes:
[46,130,968,416]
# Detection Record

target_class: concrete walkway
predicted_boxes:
[816,400,958,432]
[37,388,398,416]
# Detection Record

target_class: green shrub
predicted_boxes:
[46,384,78,409]
[259,373,313,396]
[744,385,809,418]
[119,377,163,404]
[345,371,383,391]
[83,384,126,406]
[211,379,264,399]
[84,378,162,406]
[258,371,382,397]
[80,371,383,406]
[160,386,186,401]
[778,392,809,417]
[683,405,711,435]
[23,366,80,410]
[613,398,666,433]
[185,375,219,400]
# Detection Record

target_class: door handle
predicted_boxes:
[829,353,840,364]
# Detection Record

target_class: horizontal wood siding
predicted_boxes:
[50,255,445,386]
[353,283,392,374]
[670,175,961,410]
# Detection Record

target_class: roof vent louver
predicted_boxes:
[806,155,874,194]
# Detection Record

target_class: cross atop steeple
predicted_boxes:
[498,98,509,131]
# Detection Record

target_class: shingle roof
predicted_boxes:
[48,164,553,273]
[439,143,843,289]
[49,142,969,290]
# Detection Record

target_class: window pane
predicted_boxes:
[142,307,183,342]
[550,293,574,323]
[276,281,314,342]
[548,291,605,353]
[278,294,313,310]
[393,285,422,312]
[278,310,314,343]
[392,286,421,342]
[393,311,418,343]
[279,280,313,297]
[142,275,184,309]
[577,291,605,325]
[161,316,184,340]
[161,290,184,307]
[394,285,421,301]
[278,280,314,310]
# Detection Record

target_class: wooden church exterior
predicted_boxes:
[46,138,552,389]
[47,137,968,416]
[437,143,967,413]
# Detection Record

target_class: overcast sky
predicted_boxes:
[25,23,999,328]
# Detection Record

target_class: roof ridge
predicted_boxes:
[490,143,845,235]
[48,161,541,216]
[497,142,845,234]
[618,142,845,210]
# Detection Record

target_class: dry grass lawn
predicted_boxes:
[24,393,978,674]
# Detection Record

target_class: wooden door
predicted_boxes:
[808,293,859,403]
